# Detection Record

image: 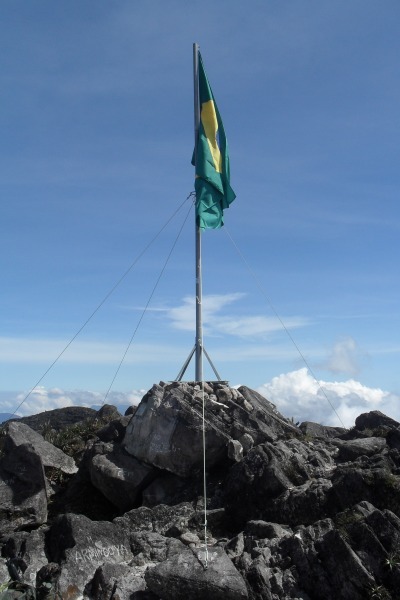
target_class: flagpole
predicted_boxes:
[193,42,203,383]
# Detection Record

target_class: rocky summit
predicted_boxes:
[1,382,400,599]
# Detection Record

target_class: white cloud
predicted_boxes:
[322,336,366,375]
[6,387,146,418]
[3,370,400,429]
[257,368,400,428]
[167,293,245,332]
[166,293,309,338]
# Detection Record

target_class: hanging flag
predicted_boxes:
[193,52,236,229]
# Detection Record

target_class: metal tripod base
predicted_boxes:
[175,344,222,382]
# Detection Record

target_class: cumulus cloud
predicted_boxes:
[8,387,145,418]
[167,293,309,338]
[257,368,400,428]
[322,336,367,376]
[167,293,245,332]
[3,369,400,430]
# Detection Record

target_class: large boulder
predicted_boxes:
[46,513,133,600]
[328,462,400,517]
[0,442,47,534]
[223,438,336,528]
[96,415,131,443]
[2,422,77,475]
[145,545,248,600]
[333,437,387,462]
[123,382,228,478]
[123,381,298,478]
[299,421,347,439]
[84,562,152,599]
[86,441,158,512]
[355,411,400,433]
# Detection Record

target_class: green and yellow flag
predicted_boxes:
[193,52,236,229]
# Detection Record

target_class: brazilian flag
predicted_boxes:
[193,52,236,229]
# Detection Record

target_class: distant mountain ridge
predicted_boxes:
[12,406,97,432]
[0,413,18,424]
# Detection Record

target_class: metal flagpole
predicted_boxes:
[176,45,222,386]
[193,42,203,383]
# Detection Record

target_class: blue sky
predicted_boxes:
[1,1,400,426]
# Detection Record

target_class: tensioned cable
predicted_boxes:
[224,227,346,429]
[200,380,209,568]
[101,200,194,405]
[12,192,195,416]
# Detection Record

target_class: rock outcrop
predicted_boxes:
[3,421,77,475]
[122,382,298,478]
[10,406,98,433]
[1,382,400,599]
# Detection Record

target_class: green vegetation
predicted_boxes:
[40,416,112,458]
[384,550,400,571]
[334,508,363,541]
[367,584,391,600]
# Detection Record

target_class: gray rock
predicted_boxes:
[0,442,47,534]
[96,404,121,421]
[96,415,131,443]
[130,531,184,565]
[228,439,243,462]
[46,513,133,600]
[334,437,387,461]
[225,533,245,559]
[239,433,254,453]
[1,529,48,587]
[2,422,77,475]
[329,464,400,516]
[145,545,248,599]
[36,563,62,600]
[238,517,375,600]
[123,382,298,478]
[123,383,228,477]
[179,531,201,546]
[355,411,400,432]
[142,471,189,507]
[114,502,196,536]
[3,390,400,599]
[85,563,148,599]
[386,427,400,450]
[87,441,157,512]
[224,439,332,528]
[244,521,291,540]
[299,421,347,439]
[237,386,299,440]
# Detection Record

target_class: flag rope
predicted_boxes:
[201,378,209,569]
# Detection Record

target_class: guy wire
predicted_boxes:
[13,193,195,416]
[224,226,346,430]
[101,200,193,404]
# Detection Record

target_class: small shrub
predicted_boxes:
[335,508,363,541]
[367,584,391,599]
[41,416,111,458]
[384,550,400,571]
